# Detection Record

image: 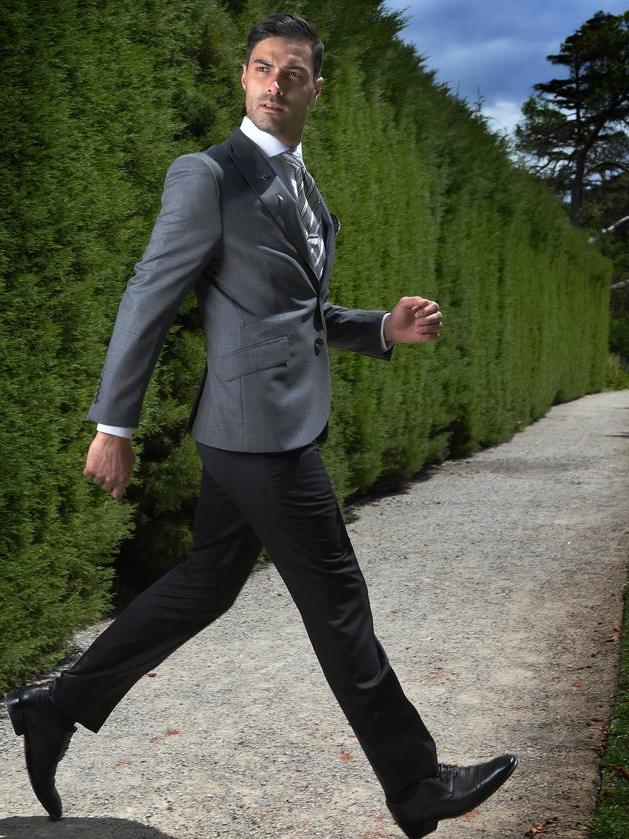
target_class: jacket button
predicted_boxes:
[314,337,324,355]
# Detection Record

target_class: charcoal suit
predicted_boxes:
[50,126,438,798]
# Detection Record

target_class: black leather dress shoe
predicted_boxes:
[386,753,519,838]
[5,684,76,821]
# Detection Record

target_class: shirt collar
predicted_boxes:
[240,115,304,161]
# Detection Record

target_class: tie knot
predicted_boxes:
[280,151,305,173]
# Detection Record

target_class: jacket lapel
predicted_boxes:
[318,196,336,293]
[228,130,321,291]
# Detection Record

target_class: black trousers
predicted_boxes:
[51,441,438,797]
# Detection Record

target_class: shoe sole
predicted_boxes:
[392,814,438,839]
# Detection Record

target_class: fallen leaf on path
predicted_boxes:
[115,758,132,766]
[572,679,582,688]
[147,672,158,677]
[149,728,180,743]
[526,816,559,835]
[340,748,354,762]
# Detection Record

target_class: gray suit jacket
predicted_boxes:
[87,128,393,452]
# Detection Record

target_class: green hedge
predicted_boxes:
[0,0,612,690]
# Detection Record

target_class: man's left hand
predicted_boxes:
[385,296,443,344]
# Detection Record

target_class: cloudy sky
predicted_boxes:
[383,1,628,136]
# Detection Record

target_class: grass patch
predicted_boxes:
[604,354,629,390]
[591,579,629,838]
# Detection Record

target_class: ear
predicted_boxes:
[311,76,324,102]
[240,63,248,92]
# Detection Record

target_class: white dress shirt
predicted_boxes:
[97,117,392,439]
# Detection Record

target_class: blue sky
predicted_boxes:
[383,1,628,136]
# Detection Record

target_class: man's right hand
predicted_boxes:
[83,431,135,499]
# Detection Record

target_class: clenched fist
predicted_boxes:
[84,431,135,500]
[384,296,443,345]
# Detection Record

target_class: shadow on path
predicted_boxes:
[0,817,177,839]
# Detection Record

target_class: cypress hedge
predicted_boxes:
[0,0,611,690]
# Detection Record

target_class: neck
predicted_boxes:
[245,114,304,149]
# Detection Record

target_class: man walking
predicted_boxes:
[6,13,517,838]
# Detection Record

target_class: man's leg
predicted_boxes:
[11,439,516,834]
[195,441,438,799]
[50,456,262,733]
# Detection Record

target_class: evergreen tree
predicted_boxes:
[515,10,629,224]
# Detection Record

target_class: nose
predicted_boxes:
[266,73,282,95]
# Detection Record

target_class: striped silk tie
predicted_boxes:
[280,152,326,279]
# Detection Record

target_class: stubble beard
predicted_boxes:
[247,95,308,145]
[250,110,279,137]
[247,97,286,139]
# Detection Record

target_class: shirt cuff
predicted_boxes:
[96,423,134,439]
[381,312,394,351]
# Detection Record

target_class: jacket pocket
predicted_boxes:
[219,335,290,382]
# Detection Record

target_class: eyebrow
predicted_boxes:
[253,58,308,72]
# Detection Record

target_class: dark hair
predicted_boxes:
[245,12,324,79]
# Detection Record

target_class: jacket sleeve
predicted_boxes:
[86,152,223,427]
[322,299,394,361]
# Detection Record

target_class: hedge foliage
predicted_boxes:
[0,0,612,690]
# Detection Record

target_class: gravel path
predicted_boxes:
[2,390,629,839]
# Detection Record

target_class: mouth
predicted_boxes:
[259,101,285,113]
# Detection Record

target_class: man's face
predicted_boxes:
[241,36,323,147]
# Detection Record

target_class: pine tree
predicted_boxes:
[515,11,629,225]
